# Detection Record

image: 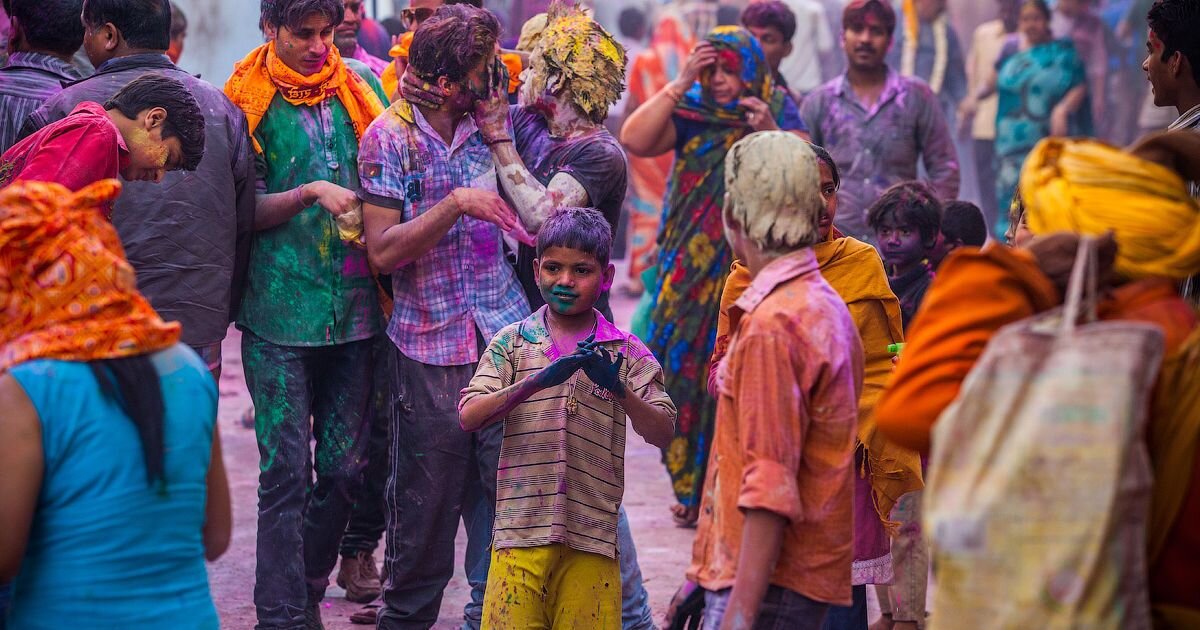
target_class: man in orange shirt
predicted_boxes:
[690,131,863,629]
[708,143,923,630]
[876,132,1200,627]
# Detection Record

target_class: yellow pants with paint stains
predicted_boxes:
[481,543,621,630]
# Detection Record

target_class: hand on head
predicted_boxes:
[472,59,512,140]
[674,41,717,89]
[401,67,449,109]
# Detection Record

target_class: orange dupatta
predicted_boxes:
[0,180,180,373]
[225,42,385,154]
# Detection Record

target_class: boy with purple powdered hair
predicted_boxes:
[460,207,676,629]
[868,181,942,328]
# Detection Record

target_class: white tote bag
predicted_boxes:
[923,238,1164,629]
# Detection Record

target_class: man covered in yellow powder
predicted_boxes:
[404,2,627,314]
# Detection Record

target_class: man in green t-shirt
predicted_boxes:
[223,0,387,627]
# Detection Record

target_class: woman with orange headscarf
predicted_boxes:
[0,180,231,628]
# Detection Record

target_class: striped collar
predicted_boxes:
[1168,103,1200,131]
[518,305,626,359]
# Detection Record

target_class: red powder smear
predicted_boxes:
[717,49,741,75]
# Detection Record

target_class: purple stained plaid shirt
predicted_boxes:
[358,100,529,367]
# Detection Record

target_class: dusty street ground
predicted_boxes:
[208,282,696,628]
[206,272,893,628]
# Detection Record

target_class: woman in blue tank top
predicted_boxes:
[0,180,232,629]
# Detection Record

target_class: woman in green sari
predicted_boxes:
[620,26,807,526]
[960,0,1091,238]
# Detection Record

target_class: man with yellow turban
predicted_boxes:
[875,131,1200,628]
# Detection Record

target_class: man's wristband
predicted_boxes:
[483,136,513,147]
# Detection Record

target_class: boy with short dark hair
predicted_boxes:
[867,180,941,327]
[0,73,204,191]
[867,180,940,630]
[459,207,677,629]
[931,200,988,267]
[741,0,797,90]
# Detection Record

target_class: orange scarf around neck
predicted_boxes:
[0,180,181,373]
[225,41,385,154]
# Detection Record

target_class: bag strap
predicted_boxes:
[1061,236,1100,334]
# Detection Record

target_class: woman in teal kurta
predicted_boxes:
[992,0,1091,236]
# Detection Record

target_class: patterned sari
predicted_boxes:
[994,38,1091,236]
[647,27,805,509]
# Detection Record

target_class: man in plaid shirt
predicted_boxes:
[358,6,530,629]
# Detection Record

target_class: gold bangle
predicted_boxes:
[664,86,684,103]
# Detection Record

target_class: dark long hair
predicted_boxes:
[90,355,166,486]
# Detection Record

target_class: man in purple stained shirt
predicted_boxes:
[802,0,959,244]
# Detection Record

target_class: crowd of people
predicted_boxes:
[0,0,1198,629]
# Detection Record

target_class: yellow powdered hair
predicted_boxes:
[724,131,823,254]
[527,1,626,121]
[1021,137,1200,280]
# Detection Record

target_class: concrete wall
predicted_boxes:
[172,0,266,87]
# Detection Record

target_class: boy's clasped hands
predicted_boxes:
[530,334,626,399]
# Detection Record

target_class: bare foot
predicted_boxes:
[670,503,699,528]
[892,622,920,630]
[868,614,894,630]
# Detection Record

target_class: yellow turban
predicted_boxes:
[1021,137,1200,280]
